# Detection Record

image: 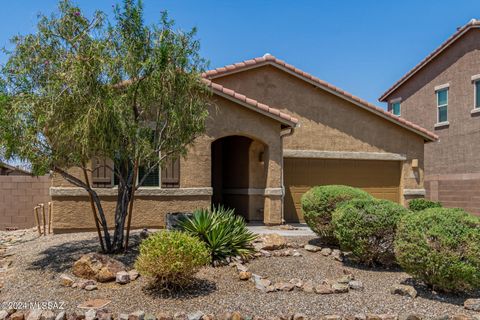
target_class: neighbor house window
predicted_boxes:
[475,80,480,109]
[436,88,448,123]
[391,101,401,116]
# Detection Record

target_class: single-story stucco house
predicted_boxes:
[50,54,438,232]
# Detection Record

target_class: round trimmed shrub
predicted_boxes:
[301,185,372,244]
[135,230,211,288]
[332,198,409,266]
[395,208,480,292]
[408,198,442,212]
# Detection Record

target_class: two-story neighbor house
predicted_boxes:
[379,19,480,215]
[51,54,436,232]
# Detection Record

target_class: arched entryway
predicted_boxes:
[211,135,268,222]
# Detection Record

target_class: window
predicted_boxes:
[475,80,480,109]
[391,101,401,116]
[436,88,448,123]
[112,157,180,188]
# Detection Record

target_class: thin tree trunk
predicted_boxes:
[124,159,138,252]
[53,166,113,252]
[82,167,106,253]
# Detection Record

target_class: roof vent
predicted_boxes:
[263,53,272,57]
[469,18,477,24]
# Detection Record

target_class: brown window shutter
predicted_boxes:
[161,157,180,188]
[92,157,113,188]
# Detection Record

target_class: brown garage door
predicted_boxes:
[284,158,401,222]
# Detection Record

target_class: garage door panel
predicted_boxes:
[284,159,401,222]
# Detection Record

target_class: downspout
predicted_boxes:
[280,126,295,224]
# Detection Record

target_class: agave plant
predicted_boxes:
[178,206,257,261]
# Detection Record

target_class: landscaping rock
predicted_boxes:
[348,280,364,290]
[304,244,321,252]
[390,284,417,298]
[239,271,252,281]
[85,310,96,320]
[292,250,302,257]
[40,311,55,320]
[84,284,98,291]
[315,284,334,294]
[331,249,343,261]
[321,248,332,256]
[201,315,214,320]
[465,299,480,311]
[293,314,307,320]
[156,313,172,320]
[231,312,243,320]
[97,311,113,320]
[0,311,8,320]
[332,283,349,293]
[452,315,473,320]
[302,280,314,293]
[187,312,204,320]
[77,279,96,289]
[73,253,126,282]
[60,274,75,287]
[26,310,43,320]
[352,314,367,320]
[337,274,354,283]
[289,278,303,288]
[235,263,248,272]
[398,314,422,320]
[128,270,140,281]
[54,312,66,320]
[259,234,287,250]
[11,311,25,320]
[322,315,341,320]
[116,271,130,285]
[255,278,272,291]
[129,311,145,320]
[274,282,295,292]
[119,314,129,320]
[218,312,231,320]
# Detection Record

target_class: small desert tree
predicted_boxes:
[0,0,210,253]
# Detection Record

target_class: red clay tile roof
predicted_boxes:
[203,54,438,141]
[379,19,480,102]
[202,78,299,127]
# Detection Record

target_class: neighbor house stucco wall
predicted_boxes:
[383,28,480,214]
[212,65,426,201]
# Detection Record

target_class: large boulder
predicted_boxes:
[72,253,126,282]
[258,233,288,251]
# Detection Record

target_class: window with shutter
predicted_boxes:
[161,157,180,188]
[92,157,113,188]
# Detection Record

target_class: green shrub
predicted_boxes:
[135,231,211,287]
[332,198,409,266]
[408,198,442,212]
[301,185,373,244]
[178,206,257,262]
[395,208,480,292]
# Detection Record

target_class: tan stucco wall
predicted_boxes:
[51,195,210,232]
[213,65,426,199]
[52,94,284,231]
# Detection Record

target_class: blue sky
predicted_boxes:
[0,0,479,107]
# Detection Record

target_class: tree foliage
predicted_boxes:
[0,0,210,252]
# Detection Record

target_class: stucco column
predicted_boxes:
[263,143,283,225]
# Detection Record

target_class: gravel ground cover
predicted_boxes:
[1,231,479,319]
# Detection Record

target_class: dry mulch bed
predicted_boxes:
[1,231,479,319]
